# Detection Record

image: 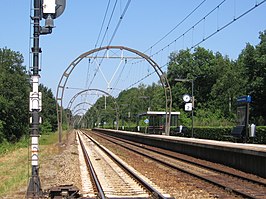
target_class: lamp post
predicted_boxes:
[175,78,194,137]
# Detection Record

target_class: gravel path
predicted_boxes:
[40,131,82,191]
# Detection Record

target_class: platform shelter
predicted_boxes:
[138,111,180,134]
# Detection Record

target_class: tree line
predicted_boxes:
[84,31,266,128]
[0,48,57,143]
[1,30,265,143]
[167,30,266,126]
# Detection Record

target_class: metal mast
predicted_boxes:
[27,0,66,198]
[27,0,43,197]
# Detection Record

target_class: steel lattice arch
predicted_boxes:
[66,88,119,132]
[56,46,172,142]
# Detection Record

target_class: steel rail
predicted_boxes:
[94,131,266,187]
[89,130,266,199]
[80,130,169,199]
[77,132,106,199]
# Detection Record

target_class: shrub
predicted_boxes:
[170,126,266,144]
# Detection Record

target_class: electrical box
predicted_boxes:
[43,0,56,14]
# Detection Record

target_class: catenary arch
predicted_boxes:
[72,111,86,129]
[67,102,93,128]
[56,46,172,142]
[57,88,119,142]
[71,102,93,113]
[66,89,119,132]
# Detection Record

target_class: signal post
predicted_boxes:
[27,1,66,198]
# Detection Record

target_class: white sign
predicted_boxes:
[43,0,56,14]
[185,103,193,111]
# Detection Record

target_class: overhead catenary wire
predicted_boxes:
[190,0,266,50]
[85,0,265,100]
[127,0,227,87]
[87,0,132,90]
[126,0,266,90]
[98,0,118,48]
[107,0,132,46]
[131,0,208,66]
[110,59,128,94]
[94,0,111,49]
[149,0,227,59]
[126,63,167,90]
[88,0,112,68]
[144,0,207,54]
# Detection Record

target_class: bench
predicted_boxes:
[223,125,246,142]
[171,126,189,136]
[231,125,245,137]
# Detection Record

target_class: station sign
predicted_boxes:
[237,95,251,104]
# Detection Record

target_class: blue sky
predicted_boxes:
[1,0,266,109]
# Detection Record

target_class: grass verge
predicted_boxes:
[0,131,63,197]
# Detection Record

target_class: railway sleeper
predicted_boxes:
[47,184,173,199]
[48,184,80,199]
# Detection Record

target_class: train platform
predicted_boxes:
[93,128,266,178]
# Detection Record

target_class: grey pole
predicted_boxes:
[175,78,194,138]
[191,80,194,138]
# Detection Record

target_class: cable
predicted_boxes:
[27,0,33,192]
[107,0,132,46]
[126,0,266,90]
[86,1,118,90]
[144,0,207,54]
[98,0,118,48]
[94,0,111,48]
[126,63,167,89]
[190,0,266,49]
[149,0,227,59]
[28,0,33,73]
[87,0,132,90]
[131,0,209,66]
[110,59,128,94]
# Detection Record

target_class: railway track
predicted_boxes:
[87,130,266,199]
[76,130,172,198]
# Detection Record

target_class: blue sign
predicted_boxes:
[144,119,149,124]
[237,95,251,103]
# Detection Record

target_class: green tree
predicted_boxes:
[210,53,246,118]
[146,83,165,111]
[85,96,118,127]
[39,84,57,132]
[237,31,266,125]
[116,87,140,124]
[85,83,166,129]
[116,84,165,122]
[167,47,241,125]
[40,120,52,134]
[167,47,218,110]
[0,48,29,142]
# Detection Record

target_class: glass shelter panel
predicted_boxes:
[237,106,246,125]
